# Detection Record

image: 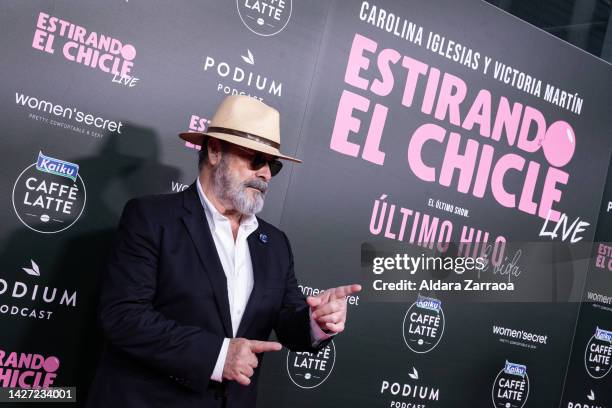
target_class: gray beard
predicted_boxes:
[212,155,267,216]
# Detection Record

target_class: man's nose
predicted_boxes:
[256,163,272,182]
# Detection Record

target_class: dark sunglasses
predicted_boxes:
[231,144,283,177]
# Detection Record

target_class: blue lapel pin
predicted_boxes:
[259,233,268,244]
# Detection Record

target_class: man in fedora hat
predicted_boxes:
[87,95,360,408]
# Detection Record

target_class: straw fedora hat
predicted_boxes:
[179,95,301,163]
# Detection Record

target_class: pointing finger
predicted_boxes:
[249,340,282,353]
[330,284,362,299]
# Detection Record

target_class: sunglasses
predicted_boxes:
[230,144,283,177]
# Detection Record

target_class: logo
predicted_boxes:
[491,324,548,350]
[584,327,612,379]
[32,12,137,79]
[0,349,60,388]
[491,360,530,408]
[402,295,445,353]
[16,92,124,138]
[286,340,335,388]
[36,152,79,181]
[0,260,78,321]
[566,390,605,408]
[236,0,292,37]
[380,367,441,407]
[12,152,86,233]
[203,49,283,101]
[170,181,190,193]
[183,114,210,150]
[504,361,527,377]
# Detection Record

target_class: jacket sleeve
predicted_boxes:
[274,231,332,352]
[98,198,224,392]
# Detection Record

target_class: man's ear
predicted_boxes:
[207,138,222,165]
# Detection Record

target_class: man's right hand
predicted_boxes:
[222,338,282,385]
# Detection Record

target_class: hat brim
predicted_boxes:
[179,131,302,163]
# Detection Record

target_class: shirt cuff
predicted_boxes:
[211,338,230,382]
[309,308,336,347]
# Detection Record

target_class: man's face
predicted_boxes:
[212,143,272,216]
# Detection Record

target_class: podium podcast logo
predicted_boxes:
[236,0,292,37]
[380,367,441,407]
[584,327,612,379]
[402,295,445,353]
[286,340,335,388]
[0,259,78,321]
[491,361,530,408]
[12,152,86,234]
[566,390,604,408]
[0,349,60,388]
[32,12,137,79]
[203,49,283,101]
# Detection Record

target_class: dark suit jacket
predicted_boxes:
[86,183,325,408]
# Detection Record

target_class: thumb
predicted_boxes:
[306,296,322,308]
[249,340,282,353]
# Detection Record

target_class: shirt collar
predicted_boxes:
[196,177,258,234]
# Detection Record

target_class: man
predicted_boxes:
[87,95,360,408]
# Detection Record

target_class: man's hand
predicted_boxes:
[222,339,282,386]
[307,284,362,333]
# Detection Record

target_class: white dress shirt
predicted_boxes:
[196,178,332,383]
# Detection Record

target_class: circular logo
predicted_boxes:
[12,163,86,234]
[236,0,292,37]
[584,330,612,379]
[541,120,575,168]
[491,363,530,408]
[402,299,445,353]
[286,340,335,389]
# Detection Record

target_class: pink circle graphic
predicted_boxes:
[121,44,137,61]
[542,121,576,167]
[43,356,60,373]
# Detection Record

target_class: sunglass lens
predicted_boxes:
[269,160,283,176]
[251,154,267,170]
[246,150,283,177]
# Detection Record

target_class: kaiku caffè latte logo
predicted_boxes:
[491,361,530,408]
[286,341,335,389]
[32,12,137,78]
[12,152,86,233]
[402,295,445,353]
[584,327,612,379]
[236,0,292,37]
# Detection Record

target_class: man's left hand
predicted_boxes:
[306,284,361,333]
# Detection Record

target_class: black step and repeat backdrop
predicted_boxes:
[1,1,611,407]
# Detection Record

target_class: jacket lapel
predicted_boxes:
[236,227,269,337]
[181,183,233,337]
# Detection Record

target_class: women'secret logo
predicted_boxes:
[0,350,60,388]
[31,12,136,78]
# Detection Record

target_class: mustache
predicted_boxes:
[243,179,268,194]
